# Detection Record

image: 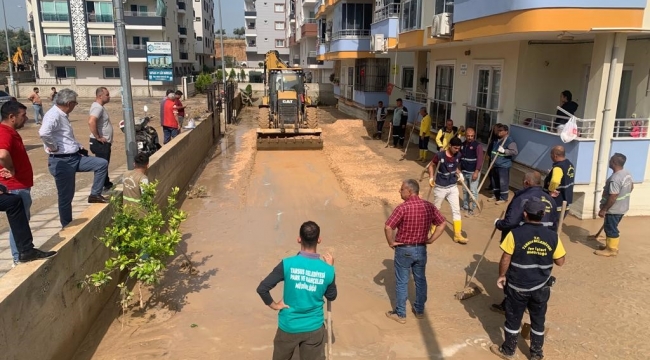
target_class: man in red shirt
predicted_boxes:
[384,179,446,323]
[174,90,186,128]
[162,92,180,144]
[0,101,56,265]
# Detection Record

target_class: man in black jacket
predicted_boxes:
[490,171,558,314]
[553,90,579,130]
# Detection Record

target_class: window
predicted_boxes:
[467,65,502,143]
[197,36,203,41]
[195,17,201,22]
[89,35,116,56]
[340,3,373,32]
[44,34,72,56]
[103,67,120,79]
[434,0,454,15]
[86,1,113,22]
[275,39,285,47]
[401,67,414,89]
[274,3,285,12]
[41,0,69,22]
[55,66,76,78]
[400,0,422,32]
[354,58,389,92]
[431,64,454,129]
[275,21,285,30]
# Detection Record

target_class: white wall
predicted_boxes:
[427,41,522,126]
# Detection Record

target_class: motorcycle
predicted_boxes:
[119,106,161,157]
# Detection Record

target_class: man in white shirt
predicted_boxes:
[88,87,114,191]
[373,100,387,140]
[38,88,109,228]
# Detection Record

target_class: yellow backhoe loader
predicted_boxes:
[256,50,322,150]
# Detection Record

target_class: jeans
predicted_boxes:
[47,153,108,227]
[604,213,624,238]
[462,170,479,211]
[33,104,44,124]
[272,325,326,360]
[394,245,428,317]
[8,188,31,262]
[491,166,510,201]
[163,126,179,144]
[89,139,113,187]
[502,285,551,357]
[0,193,34,254]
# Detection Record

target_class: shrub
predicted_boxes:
[195,73,213,93]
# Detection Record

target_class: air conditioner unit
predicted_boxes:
[371,34,385,52]
[432,12,451,37]
[43,63,50,70]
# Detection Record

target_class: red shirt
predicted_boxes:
[163,99,178,128]
[174,99,185,117]
[385,196,446,244]
[0,123,34,190]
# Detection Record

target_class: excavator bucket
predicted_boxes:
[256,128,323,150]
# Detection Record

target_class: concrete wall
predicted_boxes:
[0,112,219,360]
[16,83,183,98]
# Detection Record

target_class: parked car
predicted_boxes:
[0,91,16,107]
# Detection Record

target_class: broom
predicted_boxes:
[327,300,333,360]
[454,210,506,300]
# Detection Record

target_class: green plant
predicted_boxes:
[245,84,252,95]
[195,73,213,93]
[80,181,188,316]
[229,68,236,80]
[240,69,247,82]
[215,69,224,82]
[258,61,263,68]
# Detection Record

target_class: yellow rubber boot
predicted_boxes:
[422,150,428,162]
[453,220,468,244]
[594,237,619,257]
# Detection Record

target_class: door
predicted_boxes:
[471,65,501,142]
[616,68,633,119]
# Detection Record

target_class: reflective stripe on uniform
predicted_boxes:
[510,262,553,270]
[518,221,554,227]
[507,275,550,292]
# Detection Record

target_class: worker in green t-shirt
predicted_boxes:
[256,221,337,360]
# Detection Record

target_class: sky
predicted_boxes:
[2,0,245,34]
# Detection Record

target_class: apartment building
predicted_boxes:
[244,0,290,64]
[26,0,196,85]
[193,0,216,70]
[317,0,650,218]
[285,0,334,82]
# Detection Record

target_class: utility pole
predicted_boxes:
[217,0,227,127]
[112,0,137,170]
[1,0,16,96]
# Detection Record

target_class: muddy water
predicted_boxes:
[73,107,650,360]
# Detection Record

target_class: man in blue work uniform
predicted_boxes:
[543,145,575,217]
[491,171,558,314]
[488,124,518,204]
[256,221,337,360]
[490,199,566,360]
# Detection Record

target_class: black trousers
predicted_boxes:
[501,285,550,357]
[89,139,112,187]
[392,125,405,147]
[272,325,326,360]
[0,193,34,254]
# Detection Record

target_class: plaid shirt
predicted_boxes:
[385,196,446,244]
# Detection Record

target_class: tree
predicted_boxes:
[80,182,188,315]
[214,29,226,36]
[232,27,246,39]
[229,68,236,80]
[240,69,247,82]
[0,29,33,65]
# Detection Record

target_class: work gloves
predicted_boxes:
[429,178,435,187]
[498,146,505,154]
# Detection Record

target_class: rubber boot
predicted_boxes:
[594,237,619,257]
[453,220,468,244]
[421,150,428,162]
[490,331,518,359]
[417,150,423,161]
[529,332,545,360]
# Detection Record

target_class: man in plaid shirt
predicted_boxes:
[384,179,447,323]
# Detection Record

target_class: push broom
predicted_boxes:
[455,210,506,300]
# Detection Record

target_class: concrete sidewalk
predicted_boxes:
[0,165,127,278]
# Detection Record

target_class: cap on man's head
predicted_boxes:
[524,197,546,217]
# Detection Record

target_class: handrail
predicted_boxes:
[463,103,503,113]
[373,3,400,23]
[331,30,370,40]
[124,11,160,17]
[428,97,454,105]
[513,108,596,139]
[613,117,649,138]
[404,90,427,104]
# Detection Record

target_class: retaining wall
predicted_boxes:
[0,112,219,360]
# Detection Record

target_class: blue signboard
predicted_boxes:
[146,42,173,82]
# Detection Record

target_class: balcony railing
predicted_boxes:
[373,3,400,23]
[302,18,317,24]
[127,44,147,50]
[513,108,596,139]
[87,14,113,23]
[90,46,117,56]
[247,42,257,47]
[124,11,159,17]
[331,30,370,40]
[45,45,73,56]
[180,52,189,60]
[429,98,453,130]
[178,2,186,11]
[244,11,257,16]
[404,90,427,104]
[614,118,649,138]
[41,12,69,22]
[307,57,318,65]
[308,50,317,57]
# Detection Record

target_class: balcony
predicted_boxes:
[301,23,317,37]
[87,13,113,23]
[124,11,166,27]
[90,46,116,57]
[244,11,257,17]
[179,27,187,37]
[307,56,319,65]
[127,44,147,58]
[180,52,189,60]
[41,12,69,22]
[247,42,257,51]
[454,0,645,23]
[373,3,400,23]
[177,1,186,12]
[289,34,297,46]
[45,45,73,56]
